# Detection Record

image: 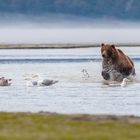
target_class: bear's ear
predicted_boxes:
[111,45,117,59]
[101,43,104,47]
[111,44,115,48]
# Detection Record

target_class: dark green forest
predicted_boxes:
[0,0,140,20]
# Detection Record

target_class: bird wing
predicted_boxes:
[42,79,58,86]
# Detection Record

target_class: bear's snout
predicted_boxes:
[102,51,108,58]
[102,53,105,57]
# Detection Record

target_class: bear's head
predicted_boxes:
[101,43,118,60]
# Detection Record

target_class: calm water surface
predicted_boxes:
[0,47,140,116]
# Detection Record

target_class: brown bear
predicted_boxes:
[101,43,135,82]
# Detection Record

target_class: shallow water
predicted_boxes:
[0,47,140,116]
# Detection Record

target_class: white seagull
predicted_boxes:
[33,74,58,86]
[82,69,90,79]
[26,80,38,87]
[24,74,58,87]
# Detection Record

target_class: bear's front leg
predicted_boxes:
[102,70,110,80]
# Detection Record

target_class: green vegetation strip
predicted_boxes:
[0,44,140,49]
[0,44,96,49]
[0,112,139,140]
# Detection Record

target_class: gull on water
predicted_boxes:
[23,74,58,87]
[0,77,12,86]
[82,69,90,79]
[26,80,38,87]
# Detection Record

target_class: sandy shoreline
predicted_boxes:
[0,43,140,49]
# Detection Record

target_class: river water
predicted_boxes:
[0,47,140,116]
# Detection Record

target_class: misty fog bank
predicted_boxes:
[0,27,140,44]
[0,14,140,28]
[1,13,140,28]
